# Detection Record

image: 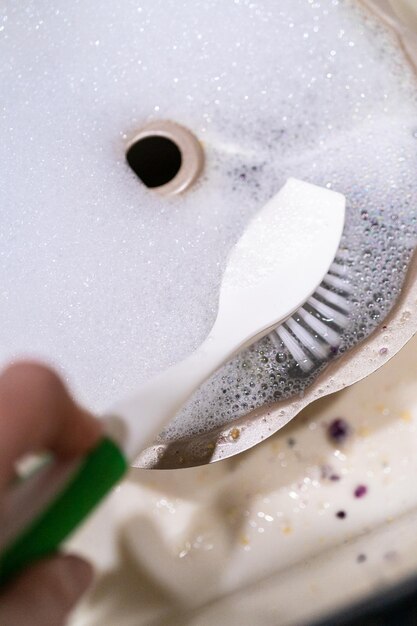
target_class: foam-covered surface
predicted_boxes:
[1,0,417,449]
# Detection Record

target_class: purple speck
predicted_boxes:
[336,510,347,519]
[320,464,332,479]
[354,485,368,498]
[320,465,341,482]
[384,550,399,562]
[357,554,367,563]
[379,347,388,356]
[327,418,351,444]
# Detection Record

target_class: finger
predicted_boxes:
[0,554,93,626]
[0,361,103,491]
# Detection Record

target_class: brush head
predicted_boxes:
[215,179,345,347]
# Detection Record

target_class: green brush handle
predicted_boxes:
[0,437,127,586]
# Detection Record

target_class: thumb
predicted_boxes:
[0,554,93,626]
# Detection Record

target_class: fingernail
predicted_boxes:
[61,554,94,597]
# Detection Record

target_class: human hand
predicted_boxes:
[0,361,103,626]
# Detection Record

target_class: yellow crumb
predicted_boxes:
[206,443,215,450]
[375,404,385,413]
[239,533,250,546]
[226,507,239,523]
[281,524,293,535]
[197,470,208,483]
[230,427,240,440]
[357,426,371,437]
[400,410,412,423]
[271,440,281,453]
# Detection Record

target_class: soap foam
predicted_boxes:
[0,0,417,448]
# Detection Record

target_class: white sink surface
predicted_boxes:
[69,332,417,625]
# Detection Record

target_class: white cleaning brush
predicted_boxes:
[0,178,345,585]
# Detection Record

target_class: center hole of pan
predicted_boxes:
[126,135,182,189]
[125,121,204,196]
